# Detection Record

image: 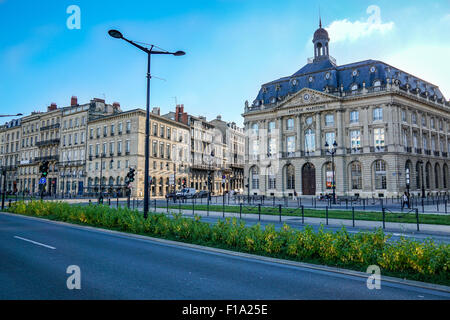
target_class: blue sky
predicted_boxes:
[1,0,449,126]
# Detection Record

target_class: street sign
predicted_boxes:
[39,177,47,185]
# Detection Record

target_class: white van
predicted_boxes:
[176,188,196,199]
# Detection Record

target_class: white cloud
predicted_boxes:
[326,5,394,43]
[385,44,450,100]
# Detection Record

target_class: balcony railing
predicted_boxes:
[425,149,431,155]
[40,123,60,131]
[443,152,448,158]
[370,146,388,152]
[36,138,60,147]
[415,148,422,154]
[434,151,440,157]
[35,155,59,162]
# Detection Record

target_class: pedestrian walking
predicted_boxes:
[402,192,408,210]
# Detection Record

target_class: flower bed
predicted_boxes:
[7,201,450,286]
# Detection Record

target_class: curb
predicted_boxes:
[1,211,449,294]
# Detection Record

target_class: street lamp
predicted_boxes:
[325,140,338,204]
[207,150,215,201]
[0,113,23,117]
[108,29,185,219]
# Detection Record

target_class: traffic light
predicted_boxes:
[126,168,136,184]
[182,178,186,188]
[40,161,49,177]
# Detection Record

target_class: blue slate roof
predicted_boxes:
[253,58,446,107]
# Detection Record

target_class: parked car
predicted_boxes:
[176,188,196,199]
[194,190,209,198]
[165,191,178,199]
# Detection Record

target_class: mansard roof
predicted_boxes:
[253,59,446,108]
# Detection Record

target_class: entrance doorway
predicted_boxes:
[302,163,316,195]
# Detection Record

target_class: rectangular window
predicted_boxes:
[110,141,114,154]
[268,137,276,156]
[286,118,294,130]
[401,110,406,122]
[412,113,417,124]
[118,122,123,134]
[325,132,335,147]
[126,121,131,133]
[152,141,157,157]
[117,141,122,154]
[160,125,165,138]
[103,143,107,155]
[81,132,85,143]
[373,108,383,121]
[350,111,359,123]
[111,124,115,135]
[268,121,275,133]
[286,136,295,154]
[325,114,334,126]
[125,140,130,153]
[374,128,385,148]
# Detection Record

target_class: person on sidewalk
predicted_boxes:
[293,190,298,201]
[402,192,408,210]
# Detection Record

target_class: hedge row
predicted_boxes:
[7,201,450,285]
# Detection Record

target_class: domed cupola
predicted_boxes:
[313,18,330,63]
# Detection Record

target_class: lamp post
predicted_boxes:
[108,29,185,219]
[325,140,338,204]
[207,150,215,201]
[421,161,425,199]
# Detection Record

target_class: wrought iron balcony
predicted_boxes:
[36,138,60,147]
[40,123,60,131]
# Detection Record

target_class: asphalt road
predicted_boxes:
[0,213,449,300]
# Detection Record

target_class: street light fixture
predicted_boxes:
[0,113,23,117]
[325,140,338,204]
[108,29,185,219]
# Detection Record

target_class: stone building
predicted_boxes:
[59,97,119,196]
[243,21,450,198]
[86,108,190,198]
[163,105,245,195]
[18,112,41,195]
[0,118,21,193]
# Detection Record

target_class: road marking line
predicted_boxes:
[14,236,56,250]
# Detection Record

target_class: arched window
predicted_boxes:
[250,166,259,190]
[425,163,431,189]
[416,162,422,190]
[286,165,295,190]
[324,162,335,190]
[444,164,448,189]
[350,162,362,190]
[374,160,387,190]
[435,164,440,189]
[305,129,315,152]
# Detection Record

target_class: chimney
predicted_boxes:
[152,107,160,115]
[113,102,120,108]
[71,96,78,106]
[48,103,57,112]
[216,115,222,121]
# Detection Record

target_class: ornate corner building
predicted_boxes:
[243,21,450,198]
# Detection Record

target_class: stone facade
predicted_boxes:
[243,23,450,199]
[86,108,190,198]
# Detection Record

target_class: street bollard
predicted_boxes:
[326,206,328,225]
[166,198,169,213]
[422,199,424,213]
[117,196,119,208]
[207,198,210,217]
[9,199,12,208]
[108,197,111,206]
[89,199,91,205]
[154,199,156,212]
[258,204,261,221]
[352,207,355,228]
[279,204,282,222]
[382,207,386,229]
[445,200,447,214]
[222,201,225,218]
[239,203,242,220]
[178,201,181,214]
[415,208,420,231]
[301,205,304,224]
